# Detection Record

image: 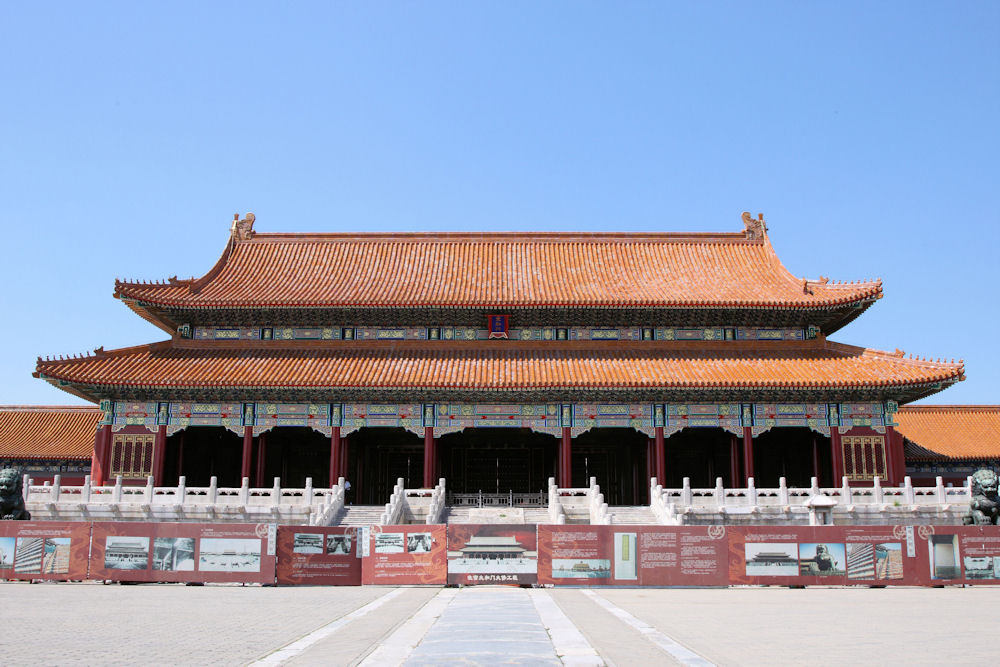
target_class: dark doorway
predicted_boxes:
[438,428,557,495]
[754,427,832,487]
[345,427,423,505]
[262,427,330,488]
[163,427,242,487]
[571,428,649,505]
[663,427,737,488]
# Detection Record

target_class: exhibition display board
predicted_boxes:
[0,521,91,581]
[360,525,447,585]
[2,521,1000,587]
[275,526,362,586]
[89,522,277,584]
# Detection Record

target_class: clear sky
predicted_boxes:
[1,2,997,406]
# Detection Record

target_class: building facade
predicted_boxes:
[33,213,965,504]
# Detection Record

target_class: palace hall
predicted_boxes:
[30,213,966,505]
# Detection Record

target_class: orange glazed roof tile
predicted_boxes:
[114,227,882,311]
[34,339,963,397]
[0,406,99,461]
[897,405,1000,461]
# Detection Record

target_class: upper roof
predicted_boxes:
[0,405,99,461]
[897,405,1000,461]
[34,337,964,403]
[114,213,882,330]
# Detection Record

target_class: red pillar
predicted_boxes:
[654,427,666,486]
[340,435,350,484]
[240,426,253,482]
[742,426,754,484]
[559,427,572,487]
[831,429,844,484]
[91,424,111,486]
[885,425,905,485]
[729,433,740,487]
[153,425,167,486]
[329,427,342,485]
[255,432,267,486]
[423,427,436,488]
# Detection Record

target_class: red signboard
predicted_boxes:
[89,522,277,584]
[537,525,729,586]
[361,525,447,585]
[447,524,538,585]
[275,526,362,586]
[0,521,91,581]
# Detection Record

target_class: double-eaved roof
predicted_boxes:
[33,214,963,403]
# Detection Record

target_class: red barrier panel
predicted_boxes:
[275,526,362,586]
[89,522,277,584]
[447,524,538,585]
[0,521,91,581]
[537,525,729,586]
[361,525,446,585]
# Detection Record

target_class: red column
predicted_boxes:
[329,427,342,485]
[559,427,572,487]
[730,433,740,487]
[894,427,907,483]
[423,427,436,488]
[153,425,167,486]
[255,432,267,486]
[340,435,350,483]
[654,426,666,486]
[884,425,905,485]
[830,429,844,484]
[742,426,754,484]
[240,426,253,482]
[91,424,111,486]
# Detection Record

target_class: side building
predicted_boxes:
[0,406,97,484]
[33,213,965,504]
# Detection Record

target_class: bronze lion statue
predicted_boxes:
[0,468,30,520]
[964,469,1000,526]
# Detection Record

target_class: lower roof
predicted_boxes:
[34,338,964,403]
[897,405,1000,462]
[0,405,99,461]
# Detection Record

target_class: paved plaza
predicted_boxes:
[3,582,996,666]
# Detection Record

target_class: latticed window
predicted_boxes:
[110,434,154,478]
[842,435,887,481]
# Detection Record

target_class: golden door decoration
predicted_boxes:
[110,434,155,478]
[841,435,887,481]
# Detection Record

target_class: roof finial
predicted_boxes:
[231,212,256,241]
[741,212,767,240]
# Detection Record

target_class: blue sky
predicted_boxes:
[1,2,997,405]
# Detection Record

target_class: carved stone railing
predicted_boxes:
[446,491,547,508]
[653,476,972,526]
[309,477,347,526]
[25,475,338,524]
[379,478,407,525]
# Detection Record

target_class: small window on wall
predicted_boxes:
[842,435,887,481]
[110,434,154,479]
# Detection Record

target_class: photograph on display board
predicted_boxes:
[745,543,798,576]
[104,536,150,570]
[41,538,71,574]
[199,538,262,572]
[327,534,352,555]
[963,556,997,580]
[846,543,875,580]
[614,532,638,581]
[929,534,961,579]
[375,533,404,554]
[14,537,45,574]
[293,533,324,554]
[0,537,15,569]
[875,543,904,579]
[551,559,611,579]
[153,538,195,571]
[798,543,846,576]
[447,525,538,585]
[407,533,432,553]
